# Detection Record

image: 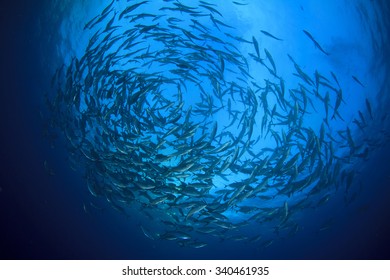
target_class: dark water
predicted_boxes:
[1,0,390,259]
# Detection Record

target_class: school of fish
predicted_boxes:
[44,0,388,249]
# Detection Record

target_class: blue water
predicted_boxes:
[1,0,390,259]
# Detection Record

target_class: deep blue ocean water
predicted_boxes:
[1,0,390,259]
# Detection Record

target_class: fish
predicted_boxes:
[303,30,329,55]
[264,48,276,74]
[365,98,373,120]
[332,89,344,120]
[84,12,111,30]
[284,201,288,218]
[102,0,115,16]
[186,203,208,220]
[210,14,234,30]
[233,1,248,6]
[140,225,155,240]
[119,1,150,20]
[252,36,260,58]
[288,54,314,85]
[260,30,283,41]
[352,75,365,87]
[186,241,208,248]
[199,4,223,17]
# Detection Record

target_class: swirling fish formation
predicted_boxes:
[45,0,384,248]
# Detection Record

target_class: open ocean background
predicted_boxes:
[1,0,390,259]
